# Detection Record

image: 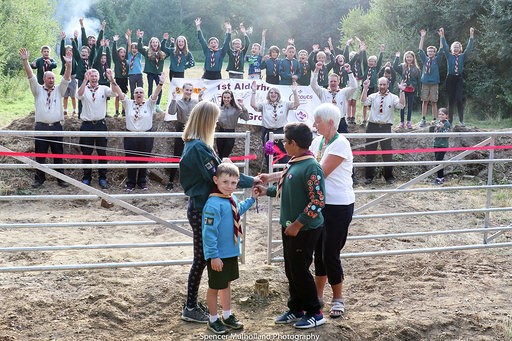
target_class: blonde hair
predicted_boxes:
[147,37,166,60]
[450,41,463,53]
[316,51,326,60]
[216,162,240,178]
[175,35,189,56]
[403,51,420,69]
[182,101,220,147]
[266,87,281,102]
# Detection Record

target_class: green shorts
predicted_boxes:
[207,256,239,289]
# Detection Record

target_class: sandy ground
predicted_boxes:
[1,115,512,340]
[0,178,511,341]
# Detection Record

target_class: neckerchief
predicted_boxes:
[209,187,242,245]
[316,133,339,161]
[277,151,315,199]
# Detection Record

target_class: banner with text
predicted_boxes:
[166,78,321,127]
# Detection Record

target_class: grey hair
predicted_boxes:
[313,103,341,129]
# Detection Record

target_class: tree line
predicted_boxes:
[1,0,511,119]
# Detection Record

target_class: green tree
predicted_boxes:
[0,0,60,97]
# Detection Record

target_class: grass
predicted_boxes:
[0,61,224,129]
[1,60,509,130]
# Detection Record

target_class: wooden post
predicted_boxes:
[254,278,269,298]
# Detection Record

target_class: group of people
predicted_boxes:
[178,99,354,334]
[20,18,472,335]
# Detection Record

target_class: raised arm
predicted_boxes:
[291,81,299,109]
[240,23,250,54]
[419,29,426,50]
[260,29,267,56]
[62,54,72,82]
[150,73,165,101]
[250,81,260,111]
[107,69,124,99]
[19,48,34,78]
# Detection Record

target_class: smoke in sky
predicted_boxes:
[54,0,101,44]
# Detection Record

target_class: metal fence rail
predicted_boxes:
[0,130,254,271]
[265,131,512,263]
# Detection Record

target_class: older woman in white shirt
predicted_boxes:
[310,103,355,319]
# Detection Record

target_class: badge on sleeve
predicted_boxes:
[204,217,214,226]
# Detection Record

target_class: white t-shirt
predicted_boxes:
[122,97,156,132]
[29,75,69,123]
[77,85,116,121]
[256,101,295,129]
[310,133,355,205]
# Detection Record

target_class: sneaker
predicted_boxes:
[155,105,164,114]
[31,180,43,188]
[166,183,174,191]
[197,302,209,314]
[398,122,404,129]
[121,109,126,117]
[364,177,373,185]
[221,314,243,330]
[275,310,304,324]
[125,184,135,192]
[434,177,445,185]
[293,313,326,329]
[138,183,148,191]
[360,120,367,127]
[72,111,77,116]
[114,111,120,118]
[207,319,228,334]
[386,177,395,185]
[406,121,413,129]
[57,181,69,188]
[181,305,208,323]
[99,179,109,189]
[63,110,68,116]
[419,118,427,128]
[459,121,465,127]
[329,300,345,318]
[81,179,91,186]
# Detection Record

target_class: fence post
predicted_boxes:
[267,132,275,264]
[483,136,495,244]
[240,130,251,264]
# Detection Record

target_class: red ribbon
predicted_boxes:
[0,152,257,163]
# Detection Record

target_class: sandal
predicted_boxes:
[329,300,345,318]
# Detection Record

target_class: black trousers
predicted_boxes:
[282,226,323,315]
[34,122,64,183]
[365,122,394,180]
[169,122,185,183]
[446,74,464,123]
[124,133,154,187]
[435,150,447,178]
[314,203,354,285]
[216,127,236,159]
[80,120,108,181]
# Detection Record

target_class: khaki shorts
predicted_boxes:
[349,81,362,101]
[421,83,438,102]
